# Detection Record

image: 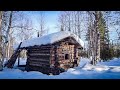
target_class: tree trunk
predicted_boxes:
[87,11,101,65]
[6,11,13,60]
[94,11,101,64]
[0,11,3,70]
[77,11,81,38]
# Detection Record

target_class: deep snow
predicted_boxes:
[13,31,84,49]
[0,58,120,79]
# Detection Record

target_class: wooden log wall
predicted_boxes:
[25,39,80,72]
[50,41,75,68]
[26,45,52,69]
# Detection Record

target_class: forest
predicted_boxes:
[0,11,120,71]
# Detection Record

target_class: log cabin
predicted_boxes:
[5,31,84,75]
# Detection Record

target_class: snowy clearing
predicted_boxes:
[0,58,120,79]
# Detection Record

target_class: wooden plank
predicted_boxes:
[29,58,50,62]
[28,50,50,53]
[29,53,50,56]
[54,45,58,62]
[29,61,49,65]
[29,63,43,67]
[28,49,51,51]
[28,45,52,48]
[30,61,49,65]
[18,55,20,66]
[30,47,51,49]
[28,46,52,49]
[28,56,50,59]
[4,42,22,68]
[29,61,50,66]
[28,48,51,50]
[29,52,50,55]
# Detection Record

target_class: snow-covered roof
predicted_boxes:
[14,31,84,49]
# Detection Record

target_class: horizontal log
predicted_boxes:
[28,46,52,48]
[29,61,49,65]
[28,49,51,52]
[28,52,51,55]
[29,61,50,66]
[29,58,50,62]
[28,45,52,48]
[39,45,52,48]
[29,53,50,56]
[27,60,48,64]
[29,63,43,67]
[27,47,51,50]
[28,55,50,59]
[28,50,50,53]
[30,47,51,49]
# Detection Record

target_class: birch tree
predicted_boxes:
[37,11,49,37]
[5,11,13,59]
[86,11,101,65]
[58,11,83,38]
[1,11,16,60]
[0,11,3,70]
[15,17,33,42]
[0,11,3,59]
[58,12,66,31]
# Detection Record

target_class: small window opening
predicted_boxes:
[65,54,69,60]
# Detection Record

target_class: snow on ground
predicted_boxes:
[97,58,120,66]
[0,58,120,79]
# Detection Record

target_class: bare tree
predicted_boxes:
[0,11,3,58]
[87,11,95,64]
[58,12,66,31]
[86,11,101,65]
[86,11,93,59]
[58,11,84,38]
[0,11,19,69]
[0,11,3,70]
[37,11,49,37]
[113,12,120,40]
[0,11,17,60]
[77,11,81,38]
[0,11,13,61]
[0,11,34,60]
[13,14,34,42]
[5,11,13,59]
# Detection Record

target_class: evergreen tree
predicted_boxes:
[87,11,111,64]
[98,12,111,61]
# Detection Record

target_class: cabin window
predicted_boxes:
[65,54,69,60]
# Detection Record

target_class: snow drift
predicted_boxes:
[0,58,120,79]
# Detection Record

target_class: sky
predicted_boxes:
[25,11,60,34]
[22,11,119,45]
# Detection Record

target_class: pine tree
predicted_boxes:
[98,12,110,61]
[87,11,110,64]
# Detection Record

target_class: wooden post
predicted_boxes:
[4,42,22,68]
[54,45,57,62]
[18,54,20,67]
[74,45,77,59]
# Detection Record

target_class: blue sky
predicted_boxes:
[24,11,118,43]
[26,11,60,34]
